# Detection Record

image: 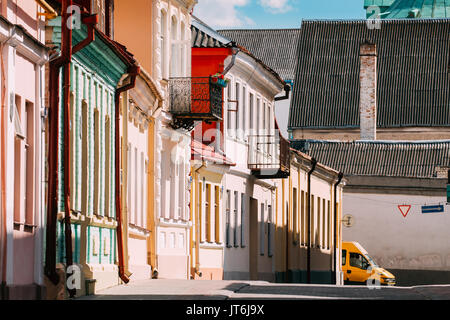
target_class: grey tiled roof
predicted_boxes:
[288,19,450,130]
[217,28,301,81]
[191,17,234,48]
[291,139,450,178]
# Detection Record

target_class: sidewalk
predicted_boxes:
[78,279,450,300]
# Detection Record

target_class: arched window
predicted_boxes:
[180,21,186,76]
[160,10,167,79]
[170,16,178,77]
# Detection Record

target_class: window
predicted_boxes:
[226,190,231,247]
[105,115,111,217]
[249,93,254,134]
[234,191,239,247]
[143,160,148,225]
[310,194,314,246]
[134,147,138,223]
[268,105,273,135]
[322,198,326,248]
[199,181,204,242]
[350,252,370,270]
[268,205,273,257]
[24,101,34,226]
[178,162,184,221]
[170,16,178,77]
[127,143,131,223]
[91,0,105,33]
[342,249,347,266]
[293,188,298,244]
[14,97,35,228]
[327,200,331,250]
[140,152,145,226]
[242,86,246,138]
[215,186,220,243]
[81,100,88,215]
[235,83,240,138]
[256,98,261,135]
[240,193,246,248]
[206,184,211,242]
[260,203,265,256]
[180,21,186,76]
[301,191,305,246]
[14,95,23,225]
[69,93,75,212]
[262,102,266,135]
[227,82,232,133]
[317,197,321,248]
[93,108,100,215]
[160,10,167,79]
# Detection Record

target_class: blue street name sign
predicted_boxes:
[422,205,444,214]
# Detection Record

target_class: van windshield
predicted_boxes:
[365,254,378,267]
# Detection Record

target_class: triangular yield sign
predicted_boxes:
[398,205,411,218]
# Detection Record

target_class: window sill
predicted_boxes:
[199,242,224,249]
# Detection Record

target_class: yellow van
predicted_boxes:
[342,242,395,286]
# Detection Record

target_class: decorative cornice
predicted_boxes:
[0,17,48,65]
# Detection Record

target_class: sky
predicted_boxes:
[193,0,367,29]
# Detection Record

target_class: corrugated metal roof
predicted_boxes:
[291,139,450,178]
[217,28,301,81]
[288,19,450,130]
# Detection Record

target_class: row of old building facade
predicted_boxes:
[0,0,345,300]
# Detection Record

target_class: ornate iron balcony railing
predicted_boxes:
[248,130,290,179]
[169,77,223,126]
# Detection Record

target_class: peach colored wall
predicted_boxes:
[15,53,36,102]
[5,0,41,40]
[114,0,153,75]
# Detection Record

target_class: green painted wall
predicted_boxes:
[50,17,127,267]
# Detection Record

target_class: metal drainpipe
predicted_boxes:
[44,1,97,298]
[61,0,76,299]
[0,42,7,296]
[332,172,344,284]
[285,174,291,282]
[35,0,58,20]
[274,84,291,102]
[306,158,317,284]
[45,0,74,292]
[115,65,140,284]
[194,163,206,277]
[221,47,240,77]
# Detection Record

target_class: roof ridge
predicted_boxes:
[292,139,450,144]
[301,17,450,23]
[218,28,301,31]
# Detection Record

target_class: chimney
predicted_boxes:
[359,42,377,140]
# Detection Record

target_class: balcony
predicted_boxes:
[169,77,223,130]
[248,130,291,179]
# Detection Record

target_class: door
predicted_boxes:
[342,249,348,280]
[347,251,371,283]
[249,198,258,280]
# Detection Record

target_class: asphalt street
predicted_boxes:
[78,279,450,300]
